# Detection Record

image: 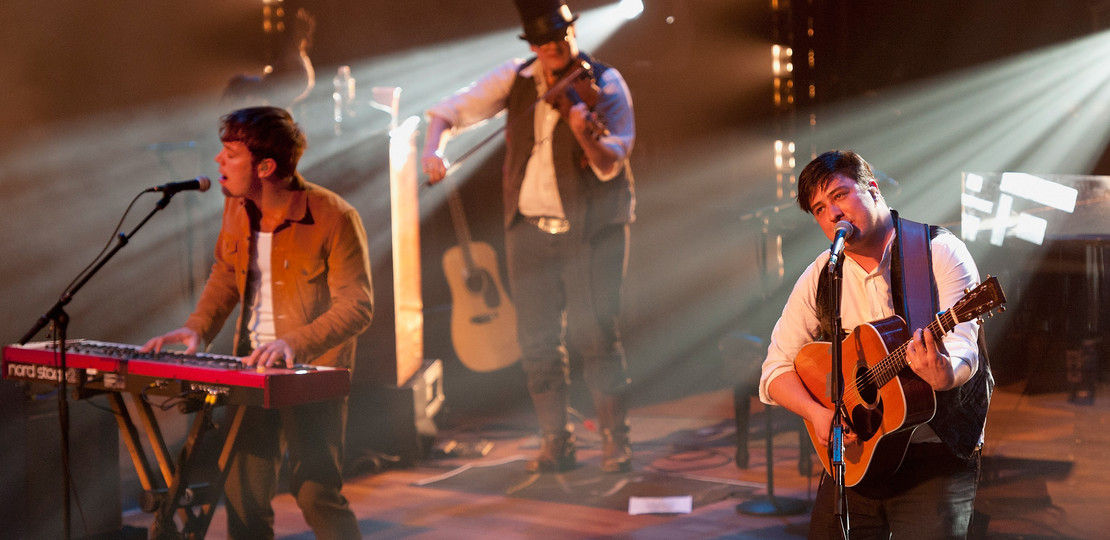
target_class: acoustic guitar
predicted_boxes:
[442,188,522,372]
[793,276,1005,487]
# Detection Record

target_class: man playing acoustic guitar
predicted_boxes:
[759,150,994,539]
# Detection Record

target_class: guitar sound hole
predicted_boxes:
[850,366,882,441]
[855,366,878,406]
[465,271,485,293]
[465,269,503,309]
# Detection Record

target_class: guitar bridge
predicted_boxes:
[470,313,499,324]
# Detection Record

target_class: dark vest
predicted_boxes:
[503,53,634,237]
[815,215,993,460]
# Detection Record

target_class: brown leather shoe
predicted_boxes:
[599,429,632,473]
[525,432,577,473]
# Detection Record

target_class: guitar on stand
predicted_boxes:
[442,186,521,372]
[793,276,1006,487]
[426,63,602,373]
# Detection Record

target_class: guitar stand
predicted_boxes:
[107,392,244,539]
[736,404,809,516]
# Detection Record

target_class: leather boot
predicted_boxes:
[600,429,632,473]
[526,387,576,473]
[525,431,577,473]
[595,392,632,473]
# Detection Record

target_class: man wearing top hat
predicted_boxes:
[422,0,636,473]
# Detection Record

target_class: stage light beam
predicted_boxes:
[618,0,644,20]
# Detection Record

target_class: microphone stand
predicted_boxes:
[18,191,181,540]
[828,252,850,539]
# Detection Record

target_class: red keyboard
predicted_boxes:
[3,340,350,408]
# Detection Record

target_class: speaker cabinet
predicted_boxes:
[0,381,122,539]
[345,359,444,472]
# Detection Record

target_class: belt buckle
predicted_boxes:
[530,216,570,235]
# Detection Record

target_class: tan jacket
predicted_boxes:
[185,175,373,369]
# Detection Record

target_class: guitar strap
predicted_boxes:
[892,212,995,461]
[890,210,938,333]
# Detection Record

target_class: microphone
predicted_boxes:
[828,220,854,268]
[147,176,211,195]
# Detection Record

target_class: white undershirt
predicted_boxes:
[247,231,276,349]
[518,75,566,218]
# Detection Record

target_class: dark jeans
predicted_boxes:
[809,443,981,540]
[223,398,360,540]
[505,219,630,396]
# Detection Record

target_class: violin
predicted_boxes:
[543,60,608,138]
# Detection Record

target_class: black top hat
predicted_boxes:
[514,0,579,45]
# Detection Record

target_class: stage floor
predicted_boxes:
[121,383,1110,539]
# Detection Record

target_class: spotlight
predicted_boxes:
[772,44,793,76]
[618,0,644,20]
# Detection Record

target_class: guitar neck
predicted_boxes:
[446,189,477,270]
[873,310,959,389]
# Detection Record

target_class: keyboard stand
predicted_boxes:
[108,392,244,539]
